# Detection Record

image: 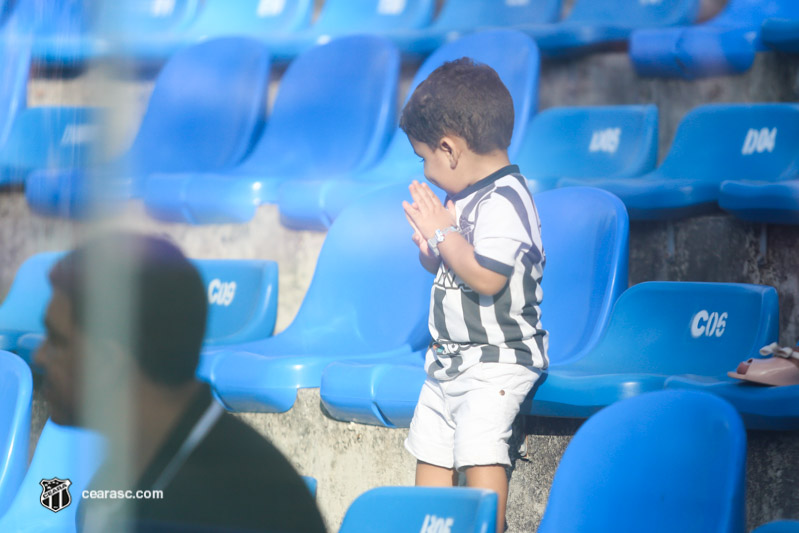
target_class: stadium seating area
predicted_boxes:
[0,0,798,531]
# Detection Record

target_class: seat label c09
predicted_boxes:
[690,310,728,338]
[208,279,237,307]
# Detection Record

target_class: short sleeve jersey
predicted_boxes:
[426,164,548,381]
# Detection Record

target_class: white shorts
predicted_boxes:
[404,362,541,471]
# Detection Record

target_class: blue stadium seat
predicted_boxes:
[386,0,560,56]
[0,351,32,518]
[277,29,540,231]
[719,179,799,225]
[559,103,799,220]
[630,0,799,78]
[261,0,435,61]
[665,341,799,430]
[96,0,202,62]
[762,18,799,52]
[149,0,314,59]
[516,0,699,57]
[339,486,497,533]
[205,183,435,413]
[0,252,61,362]
[26,36,271,219]
[192,259,279,380]
[518,105,658,194]
[321,187,630,427]
[0,420,105,532]
[753,521,799,533]
[1,253,278,373]
[302,476,317,499]
[28,0,96,65]
[537,390,746,533]
[0,15,31,148]
[144,34,400,224]
[1,107,100,188]
[531,281,778,418]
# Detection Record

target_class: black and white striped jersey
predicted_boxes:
[426,164,548,381]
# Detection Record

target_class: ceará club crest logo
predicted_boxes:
[40,478,72,513]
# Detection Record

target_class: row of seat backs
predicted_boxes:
[211,185,628,415]
[630,0,799,78]
[345,391,748,533]
[0,252,279,361]
[0,366,753,532]
[557,103,799,221]
[27,29,539,223]
[23,0,553,62]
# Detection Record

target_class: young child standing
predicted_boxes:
[400,58,548,533]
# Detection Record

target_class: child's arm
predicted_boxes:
[403,181,508,296]
[406,212,442,274]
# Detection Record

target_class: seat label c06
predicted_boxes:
[208,279,237,307]
[690,310,728,338]
[742,128,777,155]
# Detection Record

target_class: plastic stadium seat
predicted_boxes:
[665,342,799,430]
[0,13,31,148]
[517,0,699,57]
[0,351,32,518]
[30,0,201,64]
[28,0,97,65]
[339,486,497,533]
[0,252,62,361]
[96,0,202,62]
[630,0,799,79]
[753,521,799,533]
[762,18,799,52]
[204,183,435,413]
[0,252,278,375]
[1,107,100,188]
[387,0,561,56]
[0,420,105,532]
[537,390,746,533]
[719,179,799,225]
[143,35,400,224]
[261,0,435,61]
[559,103,799,220]
[321,187,630,427]
[531,281,778,418]
[302,476,317,499]
[192,259,279,380]
[278,29,540,231]
[518,105,658,194]
[147,0,314,59]
[26,36,271,219]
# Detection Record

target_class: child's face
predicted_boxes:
[409,137,461,194]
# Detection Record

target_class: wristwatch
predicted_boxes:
[427,226,459,257]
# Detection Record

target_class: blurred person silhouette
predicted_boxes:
[34,232,326,533]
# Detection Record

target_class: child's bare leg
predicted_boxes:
[415,460,458,487]
[465,464,508,533]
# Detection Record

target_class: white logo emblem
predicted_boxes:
[150,0,175,16]
[60,124,98,146]
[377,0,406,15]
[208,279,236,307]
[420,514,454,533]
[257,0,285,17]
[690,310,728,338]
[742,128,777,155]
[589,128,621,154]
